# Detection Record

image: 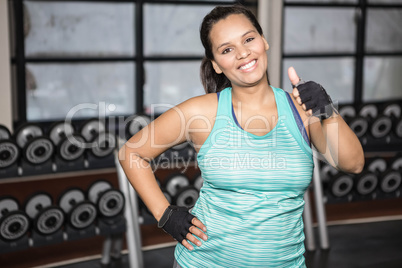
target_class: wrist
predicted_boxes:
[155,204,170,222]
[320,103,339,121]
[157,205,173,228]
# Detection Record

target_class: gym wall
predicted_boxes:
[1,1,402,267]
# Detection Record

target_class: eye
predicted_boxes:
[222,47,233,54]
[245,37,255,43]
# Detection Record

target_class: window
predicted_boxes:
[282,0,402,105]
[142,3,217,115]
[12,1,136,122]
[10,0,255,126]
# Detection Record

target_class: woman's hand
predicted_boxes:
[288,66,335,120]
[183,217,208,250]
[158,205,208,251]
[288,67,311,116]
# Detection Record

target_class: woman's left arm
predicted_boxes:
[308,112,365,173]
[288,67,365,174]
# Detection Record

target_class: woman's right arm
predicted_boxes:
[118,103,187,221]
[118,95,212,249]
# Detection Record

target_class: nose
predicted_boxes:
[236,46,250,60]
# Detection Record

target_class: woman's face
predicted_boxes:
[209,14,269,88]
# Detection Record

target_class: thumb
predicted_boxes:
[288,66,301,86]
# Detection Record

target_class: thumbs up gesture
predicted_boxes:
[288,67,336,120]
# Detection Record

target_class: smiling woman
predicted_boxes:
[119,4,365,268]
[200,5,270,94]
[208,15,269,89]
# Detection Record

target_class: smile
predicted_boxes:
[239,60,256,71]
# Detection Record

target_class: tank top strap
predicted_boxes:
[271,86,312,158]
[212,87,233,130]
[216,87,233,118]
[196,87,232,159]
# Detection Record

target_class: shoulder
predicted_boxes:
[177,92,218,120]
[154,93,218,126]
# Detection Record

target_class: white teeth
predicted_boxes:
[240,60,256,70]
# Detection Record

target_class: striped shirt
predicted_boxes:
[175,86,314,267]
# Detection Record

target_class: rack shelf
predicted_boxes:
[0,168,117,184]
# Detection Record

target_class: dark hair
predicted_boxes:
[200,5,269,93]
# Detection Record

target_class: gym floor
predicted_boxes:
[54,218,402,268]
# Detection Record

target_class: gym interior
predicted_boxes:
[0,0,402,267]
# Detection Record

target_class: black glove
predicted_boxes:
[293,80,337,120]
[157,205,195,242]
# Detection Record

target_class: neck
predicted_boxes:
[231,82,273,109]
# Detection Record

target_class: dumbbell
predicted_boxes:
[174,186,199,208]
[14,123,54,165]
[0,197,30,242]
[377,155,402,194]
[0,125,20,170]
[80,119,116,158]
[160,143,187,164]
[365,157,402,196]
[355,158,384,197]
[338,105,368,138]
[382,103,402,139]
[395,118,402,139]
[391,154,402,172]
[24,192,64,236]
[171,142,188,152]
[87,181,125,219]
[0,125,11,140]
[171,142,188,156]
[319,163,338,183]
[58,188,97,230]
[171,142,194,162]
[379,169,401,195]
[193,173,204,191]
[48,122,86,162]
[165,173,190,199]
[359,104,392,139]
[320,163,354,201]
[125,114,151,140]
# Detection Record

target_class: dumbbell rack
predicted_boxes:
[307,101,402,252]
[0,119,200,267]
[0,165,126,267]
[322,102,402,206]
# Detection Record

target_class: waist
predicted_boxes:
[192,187,305,226]
[200,184,305,203]
[175,188,307,267]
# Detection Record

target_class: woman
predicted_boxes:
[119,5,364,267]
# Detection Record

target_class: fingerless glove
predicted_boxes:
[294,80,337,120]
[158,205,195,242]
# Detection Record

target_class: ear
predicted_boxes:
[262,36,269,51]
[211,60,223,74]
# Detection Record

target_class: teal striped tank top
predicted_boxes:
[174,86,314,267]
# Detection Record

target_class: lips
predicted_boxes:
[238,59,257,71]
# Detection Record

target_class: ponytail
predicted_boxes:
[200,57,231,94]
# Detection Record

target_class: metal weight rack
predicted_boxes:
[114,138,144,268]
[313,151,330,250]
[303,151,330,251]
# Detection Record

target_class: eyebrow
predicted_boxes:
[216,30,257,50]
